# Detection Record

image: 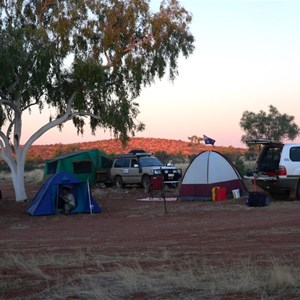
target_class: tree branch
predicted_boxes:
[3,0,12,27]
[22,97,41,111]
[124,34,154,52]
[0,130,11,150]
[0,130,15,167]
[103,33,155,69]
[0,99,19,111]
[0,99,21,142]
[38,0,56,25]
[22,91,78,157]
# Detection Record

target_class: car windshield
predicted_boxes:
[139,157,163,167]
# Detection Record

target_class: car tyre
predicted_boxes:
[296,181,300,200]
[142,175,150,191]
[115,176,124,189]
[167,182,178,189]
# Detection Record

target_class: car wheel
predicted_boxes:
[115,176,124,189]
[167,182,178,189]
[296,181,300,200]
[269,190,290,200]
[142,175,150,191]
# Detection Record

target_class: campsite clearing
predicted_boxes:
[1,181,300,299]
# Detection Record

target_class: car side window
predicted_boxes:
[131,159,139,167]
[114,158,130,168]
[290,147,300,161]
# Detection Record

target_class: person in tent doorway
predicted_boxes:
[58,186,75,215]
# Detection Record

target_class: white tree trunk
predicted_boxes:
[11,159,27,202]
[2,146,28,202]
[0,92,85,202]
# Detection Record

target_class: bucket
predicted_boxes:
[232,189,240,199]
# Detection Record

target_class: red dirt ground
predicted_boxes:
[1,181,300,298]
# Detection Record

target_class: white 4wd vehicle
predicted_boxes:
[246,139,300,200]
[110,152,182,189]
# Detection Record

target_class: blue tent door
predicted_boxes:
[27,173,101,216]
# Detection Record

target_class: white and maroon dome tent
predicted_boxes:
[178,150,247,201]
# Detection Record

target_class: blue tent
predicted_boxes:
[27,172,101,216]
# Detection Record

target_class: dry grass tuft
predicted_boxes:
[24,169,44,183]
[0,169,44,183]
[268,259,296,291]
[1,251,300,299]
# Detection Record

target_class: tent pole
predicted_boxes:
[56,185,59,215]
[207,151,211,185]
[87,181,92,214]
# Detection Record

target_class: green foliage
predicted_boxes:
[244,145,260,161]
[223,152,246,176]
[0,0,194,200]
[26,154,44,165]
[188,135,204,155]
[0,160,10,172]
[24,161,37,172]
[154,151,170,164]
[52,144,81,157]
[240,105,300,144]
[188,135,203,146]
[171,152,187,164]
[233,158,246,176]
[188,154,197,162]
[154,150,186,164]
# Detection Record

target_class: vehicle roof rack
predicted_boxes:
[128,149,147,154]
[246,139,282,145]
[114,152,152,158]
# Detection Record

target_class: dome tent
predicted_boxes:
[27,172,101,216]
[178,150,247,201]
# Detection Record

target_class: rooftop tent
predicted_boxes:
[43,149,113,185]
[178,150,247,201]
[27,172,101,216]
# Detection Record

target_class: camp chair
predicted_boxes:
[149,175,165,200]
[149,175,168,214]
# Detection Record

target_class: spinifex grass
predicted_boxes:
[1,251,300,299]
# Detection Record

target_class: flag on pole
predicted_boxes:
[203,135,216,146]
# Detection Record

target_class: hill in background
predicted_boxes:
[27,137,246,162]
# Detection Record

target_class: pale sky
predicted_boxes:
[21,0,300,148]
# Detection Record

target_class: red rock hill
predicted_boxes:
[28,137,245,161]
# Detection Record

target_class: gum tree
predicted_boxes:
[240,105,300,144]
[0,0,194,201]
